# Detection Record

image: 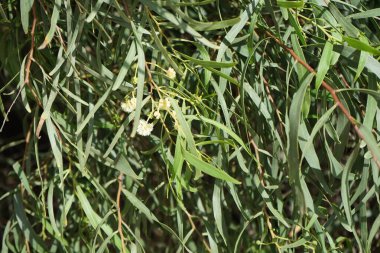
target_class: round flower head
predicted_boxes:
[121,97,136,113]
[166,67,176,79]
[137,119,153,136]
[153,110,160,119]
[121,102,128,112]
[158,97,171,110]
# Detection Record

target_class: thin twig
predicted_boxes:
[265,31,380,170]
[22,7,38,249]
[184,210,211,252]
[263,77,285,136]
[145,62,161,94]
[25,4,41,106]
[123,0,132,18]
[0,3,40,132]
[339,73,351,89]
[248,132,264,183]
[21,122,33,170]
[117,173,126,253]
[25,5,37,87]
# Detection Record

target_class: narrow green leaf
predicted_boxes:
[277,0,304,8]
[291,33,307,81]
[13,192,47,252]
[114,154,142,180]
[76,186,122,250]
[288,73,314,184]
[86,0,108,22]
[75,86,112,135]
[343,36,380,55]
[12,162,35,199]
[281,238,307,249]
[173,7,240,31]
[186,115,250,155]
[368,214,380,249]
[316,41,333,91]
[212,182,228,245]
[359,125,380,166]
[348,8,380,19]
[122,189,158,222]
[328,3,359,37]
[336,88,380,102]
[182,149,240,184]
[341,145,360,228]
[39,0,62,49]
[178,51,236,68]
[112,40,137,91]
[288,10,306,45]
[205,67,239,86]
[20,0,34,34]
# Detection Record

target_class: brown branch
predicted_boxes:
[265,31,380,170]
[123,0,132,18]
[248,132,281,251]
[22,9,37,245]
[248,132,264,183]
[0,3,41,132]
[263,77,285,136]
[184,210,211,252]
[25,4,42,107]
[22,122,33,170]
[145,62,161,94]
[117,173,126,253]
[25,5,37,86]
[339,73,351,89]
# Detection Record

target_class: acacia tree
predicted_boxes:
[1,0,380,252]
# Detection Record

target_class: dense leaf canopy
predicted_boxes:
[1,0,380,252]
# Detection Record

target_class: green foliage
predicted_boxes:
[1,0,380,252]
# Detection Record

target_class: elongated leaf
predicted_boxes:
[182,149,240,184]
[359,125,380,166]
[316,41,333,91]
[39,0,62,49]
[343,36,380,55]
[20,0,34,33]
[112,40,136,91]
[288,73,314,184]
[173,7,240,31]
[277,0,304,8]
[13,192,47,252]
[348,8,380,19]
[178,51,236,68]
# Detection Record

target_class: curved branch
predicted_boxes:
[265,31,380,169]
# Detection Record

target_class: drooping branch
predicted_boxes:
[24,3,42,107]
[265,31,380,169]
[0,3,41,132]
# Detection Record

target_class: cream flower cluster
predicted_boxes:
[166,67,176,79]
[153,97,172,119]
[158,97,171,110]
[122,68,178,137]
[136,119,153,136]
[153,110,160,119]
[121,97,136,113]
